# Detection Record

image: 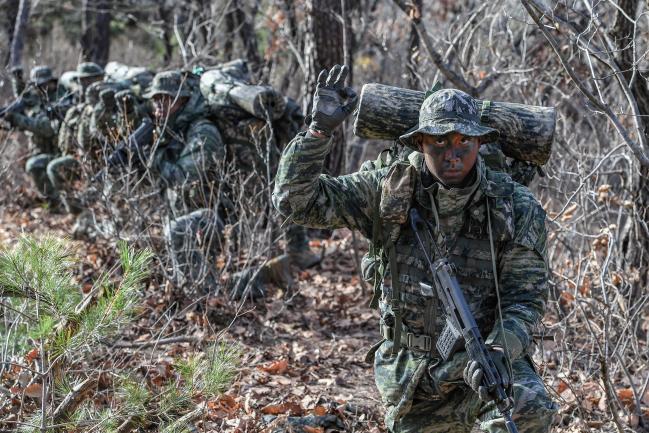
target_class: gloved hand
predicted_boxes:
[115,91,136,113]
[463,346,512,402]
[307,64,358,137]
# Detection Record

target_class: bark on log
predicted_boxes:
[353,83,556,165]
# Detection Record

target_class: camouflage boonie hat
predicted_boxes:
[29,66,57,86]
[143,71,191,99]
[399,89,499,149]
[76,62,104,78]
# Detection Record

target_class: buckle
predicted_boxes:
[381,325,394,341]
[407,333,432,352]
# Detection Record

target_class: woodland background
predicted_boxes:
[0,0,648,432]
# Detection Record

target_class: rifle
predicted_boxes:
[409,208,519,433]
[92,118,154,183]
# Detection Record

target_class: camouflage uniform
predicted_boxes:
[5,66,65,200]
[273,89,557,432]
[49,63,106,214]
[144,71,226,295]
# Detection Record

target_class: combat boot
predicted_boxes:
[288,247,322,269]
[285,224,321,269]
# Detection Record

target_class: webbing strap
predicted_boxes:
[388,242,402,355]
[369,191,383,310]
[480,100,492,124]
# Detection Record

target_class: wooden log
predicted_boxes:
[353,83,556,165]
[200,68,286,120]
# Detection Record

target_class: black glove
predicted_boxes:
[308,64,358,137]
[463,346,512,402]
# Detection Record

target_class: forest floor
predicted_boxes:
[0,190,386,433]
[1,186,646,433]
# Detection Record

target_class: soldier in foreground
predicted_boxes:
[273,65,557,432]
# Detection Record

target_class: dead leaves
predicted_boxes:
[258,359,289,375]
[261,401,303,416]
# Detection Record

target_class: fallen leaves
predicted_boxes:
[261,401,303,416]
[258,359,289,375]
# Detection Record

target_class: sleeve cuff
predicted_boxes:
[486,327,525,360]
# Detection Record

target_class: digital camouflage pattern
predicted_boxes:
[399,89,499,148]
[273,128,556,432]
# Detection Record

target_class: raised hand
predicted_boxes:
[308,64,358,137]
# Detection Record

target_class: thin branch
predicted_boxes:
[520,0,649,167]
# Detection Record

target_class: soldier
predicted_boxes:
[112,88,150,138]
[3,66,66,204]
[142,70,226,297]
[57,62,105,157]
[273,65,557,433]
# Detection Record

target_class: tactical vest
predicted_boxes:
[367,153,516,359]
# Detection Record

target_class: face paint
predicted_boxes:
[418,132,481,187]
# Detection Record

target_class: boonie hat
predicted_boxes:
[143,71,191,99]
[399,89,499,149]
[76,62,104,78]
[29,66,57,86]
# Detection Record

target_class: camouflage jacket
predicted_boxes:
[152,93,226,213]
[273,132,548,407]
[10,101,60,155]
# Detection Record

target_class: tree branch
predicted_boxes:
[520,0,649,167]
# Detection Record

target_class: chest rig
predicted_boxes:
[368,155,515,358]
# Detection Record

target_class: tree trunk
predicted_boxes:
[159,3,174,63]
[9,0,30,70]
[81,0,111,66]
[225,0,260,74]
[304,0,348,176]
[612,0,649,296]
[4,0,21,66]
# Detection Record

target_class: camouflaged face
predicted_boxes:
[400,89,499,149]
[30,66,56,86]
[144,70,191,99]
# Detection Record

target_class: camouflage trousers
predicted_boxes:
[47,155,82,214]
[374,341,557,433]
[25,153,57,200]
[164,208,223,297]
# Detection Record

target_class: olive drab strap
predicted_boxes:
[387,239,402,355]
[480,100,492,124]
[369,196,383,309]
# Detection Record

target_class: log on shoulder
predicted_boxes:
[353,83,555,165]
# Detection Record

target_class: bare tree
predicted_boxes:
[9,0,30,70]
[81,0,111,66]
[304,0,349,176]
